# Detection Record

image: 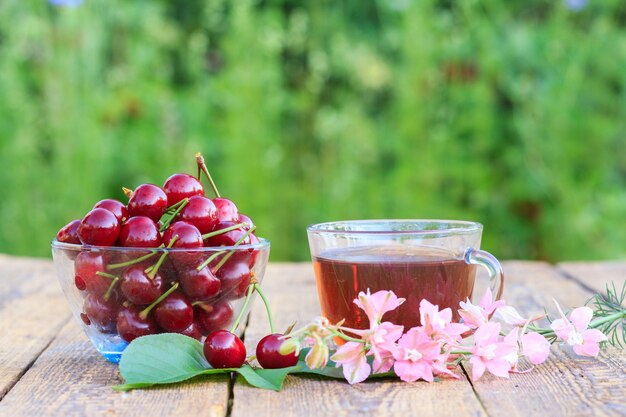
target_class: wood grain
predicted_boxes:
[557,260,626,295]
[464,261,626,417]
[0,256,71,399]
[232,263,488,417]
[0,319,231,417]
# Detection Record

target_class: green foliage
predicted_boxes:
[0,0,625,261]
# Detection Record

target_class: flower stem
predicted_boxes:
[330,330,364,344]
[253,283,274,334]
[589,310,626,329]
[230,284,255,333]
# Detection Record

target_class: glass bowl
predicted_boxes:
[51,239,270,363]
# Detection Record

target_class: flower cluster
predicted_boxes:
[284,288,609,384]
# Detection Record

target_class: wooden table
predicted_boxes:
[0,255,625,416]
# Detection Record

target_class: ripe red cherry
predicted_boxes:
[163,173,204,206]
[154,291,194,332]
[176,196,218,234]
[180,266,221,300]
[120,265,164,305]
[256,334,299,369]
[117,306,158,343]
[84,293,118,332]
[195,301,233,335]
[94,199,128,222]
[163,221,203,249]
[238,214,255,231]
[216,261,251,299]
[118,216,162,247]
[74,251,109,295]
[128,184,168,223]
[180,322,202,340]
[56,219,81,244]
[205,221,251,247]
[78,208,120,246]
[212,198,239,222]
[204,330,246,368]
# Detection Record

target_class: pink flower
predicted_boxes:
[494,306,527,327]
[331,342,371,384]
[458,288,505,328]
[521,332,551,365]
[419,299,468,343]
[468,322,517,381]
[353,289,405,327]
[392,327,458,382]
[550,302,607,357]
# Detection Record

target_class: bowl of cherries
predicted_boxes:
[51,155,270,363]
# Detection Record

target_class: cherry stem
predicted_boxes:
[212,226,256,274]
[230,283,255,333]
[196,250,227,271]
[196,152,221,198]
[201,223,247,240]
[107,249,162,270]
[103,277,120,301]
[253,283,274,334]
[139,282,179,320]
[122,187,133,200]
[96,271,119,280]
[159,198,189,233]
[192,301,213,312]
[146,235,178,279]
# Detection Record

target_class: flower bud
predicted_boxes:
[305,342,329,369]
[279,338,300,356]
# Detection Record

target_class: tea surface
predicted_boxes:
[313,246,476,330]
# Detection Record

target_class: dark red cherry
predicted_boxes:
[78,208,120,246]
[163,222,203,249]
[216,261,251,299]
[80,312,91,326]
[118,216,162,247]
[56,219,81,244]
[256,334,299,369]
[163,173,204,206]
[195,301,233,335]
[154,291,194,332]
[238,214,255,231]
[127,184,168,223]
[74,251,109,295]
[176,196,218,234]
[204,330,246,368]
[181,266,221,300]
[180,322,202,341]
[94,199,128,222]
[84,293,118,332]
[205,221,251,247]
[117,306,158,343]
[120,265,164,305]
[212,198,239,222]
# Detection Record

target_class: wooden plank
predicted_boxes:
[465,261,626,417]
[232,263,487,417]
[0,318,231,416]
[0,256,71,399]
[557,261,626,295]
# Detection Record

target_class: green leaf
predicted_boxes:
[117,334,212,386]
[236,365,298,391]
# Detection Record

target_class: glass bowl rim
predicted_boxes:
[306,219,483,236]
[51,237,270,252]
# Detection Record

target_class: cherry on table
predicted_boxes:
[74,251,109,296]
[94,199,128,222]
[118,216,162,248]
[117,306,158,343]
[154,291,194,332]
[176,196,218,234]
[84,293,118,333]
[78,208,120,246]
[120,265,164,305]
[212,198,239,222]
[256,334,299,369]
[56,219,81,244]
[163,173,204,206]
[204,330,246,368]
[181,266,221,300]
[195,301,233,335]
[127,184,168,223]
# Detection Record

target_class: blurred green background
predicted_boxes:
[0,0,625,262]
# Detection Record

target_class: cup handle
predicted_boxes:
[464,247,504,301]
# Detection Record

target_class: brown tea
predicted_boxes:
[313,246,476,330]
